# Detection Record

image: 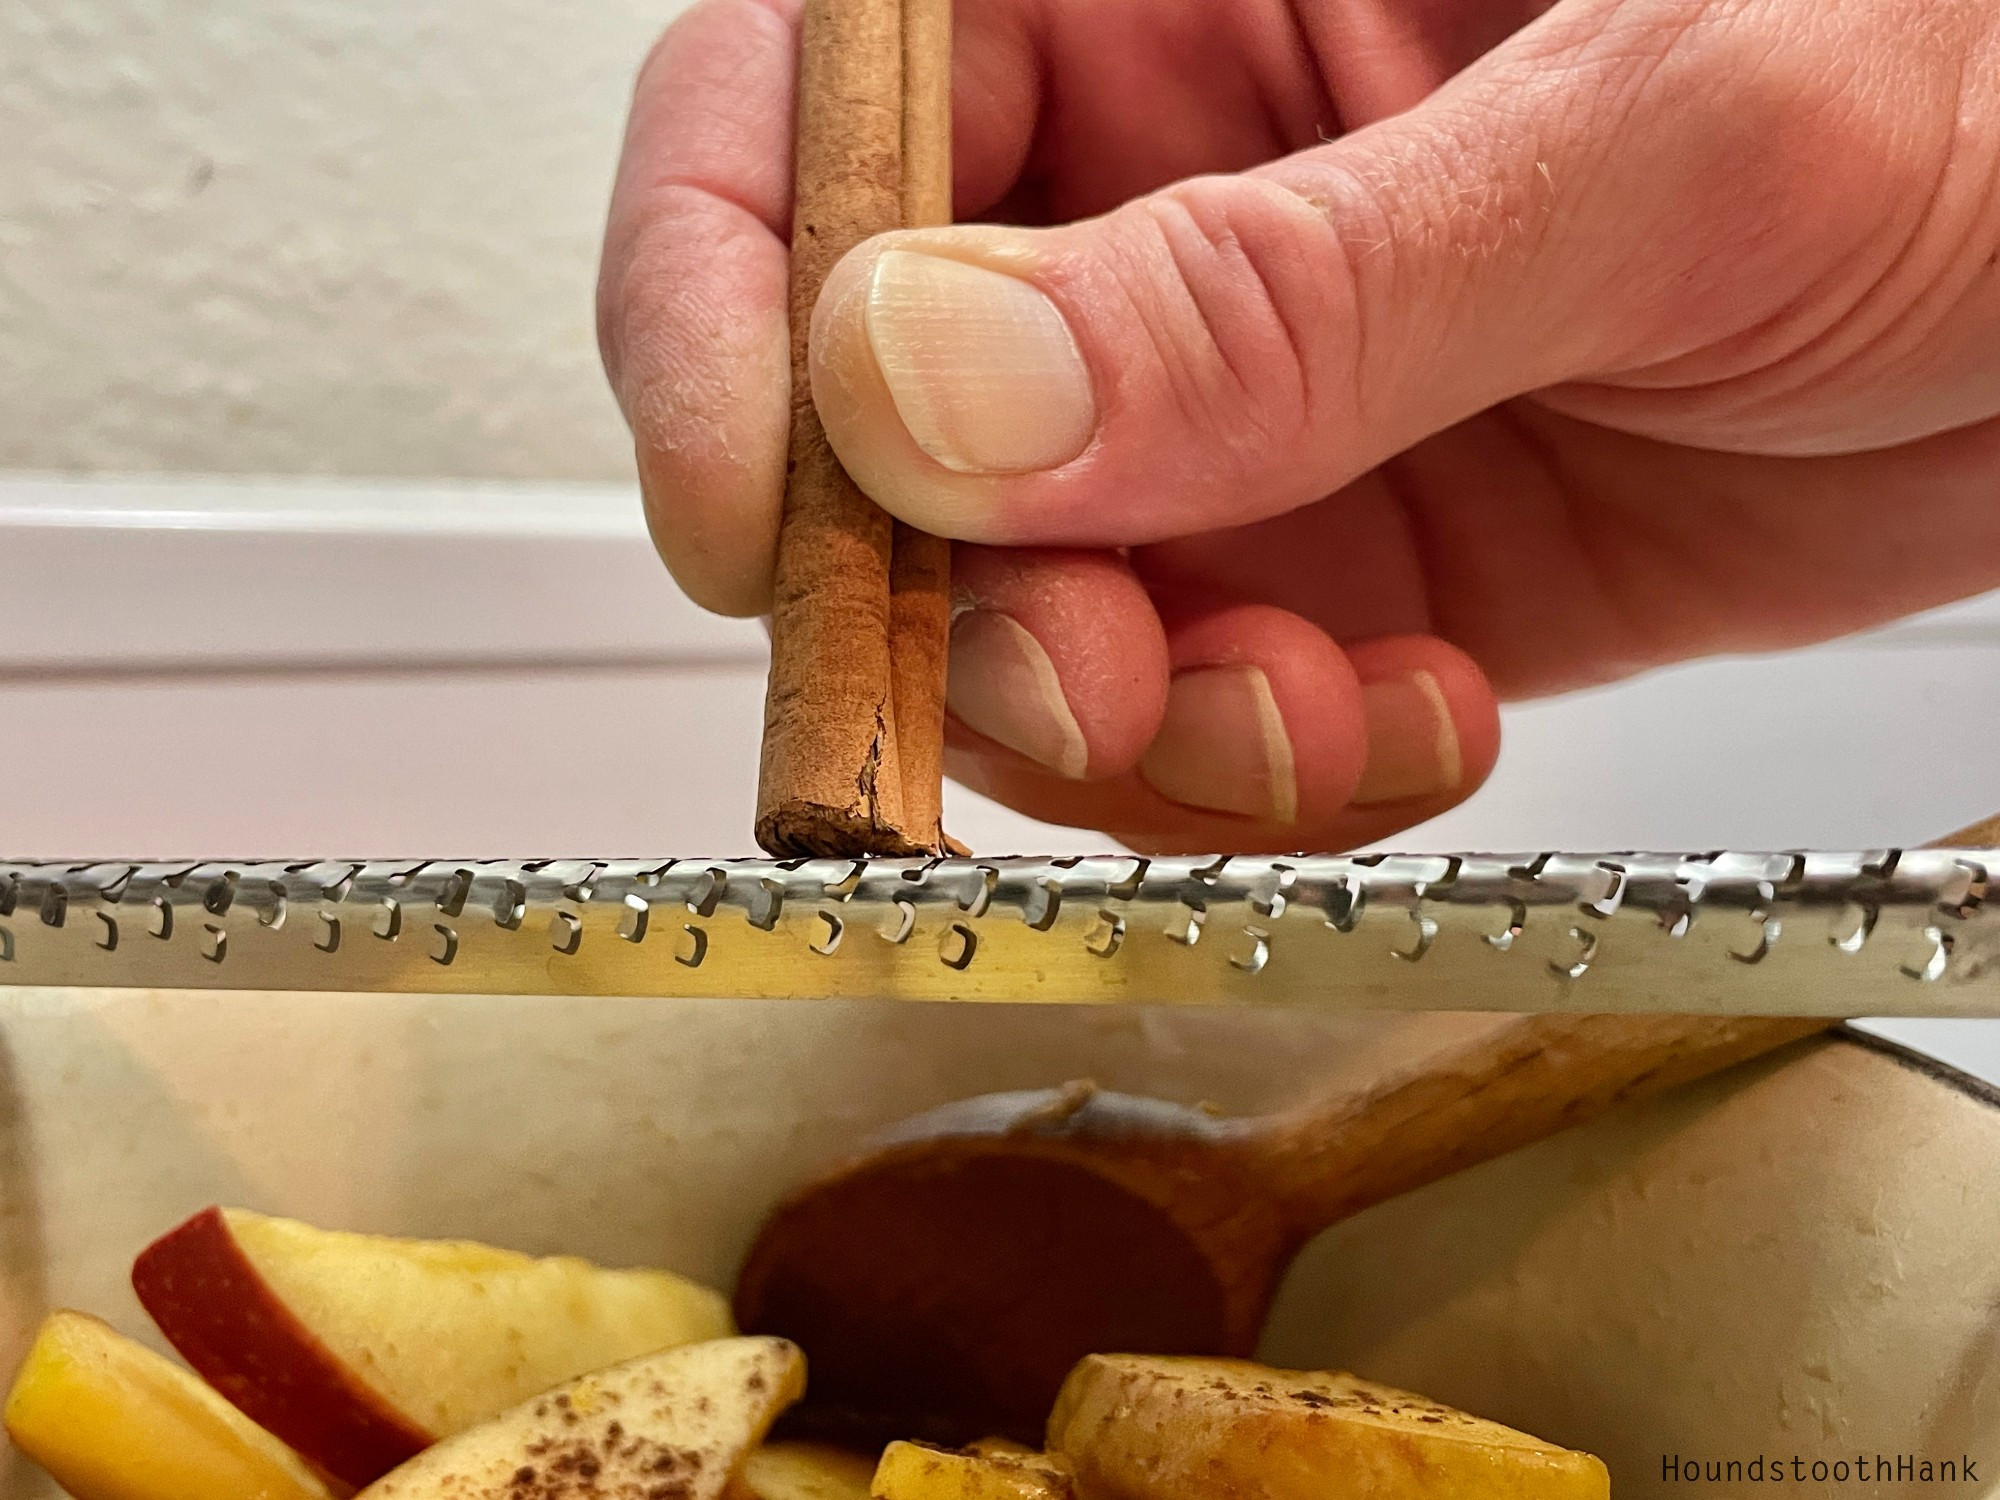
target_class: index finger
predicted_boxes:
[598,0,801,617]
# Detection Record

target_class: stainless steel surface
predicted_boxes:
[2,850,1996,1013]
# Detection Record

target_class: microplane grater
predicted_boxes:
[0,850,1995,1014]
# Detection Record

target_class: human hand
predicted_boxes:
[599,0,2000,853]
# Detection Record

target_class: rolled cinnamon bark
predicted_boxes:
[887,0,957,855]
[901,0,953,229]
[757,0,958,857]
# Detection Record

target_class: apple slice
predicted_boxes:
[357,1336,804,1498]
[4,1309,333,1500]
[1049,1355,1610,1500]
[963,1439,1039,1457]
[741,1442,878,1500]
[873,1440,1076,1500]
[132,1205,734,1487]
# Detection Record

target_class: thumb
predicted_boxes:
[807,1,1850,545]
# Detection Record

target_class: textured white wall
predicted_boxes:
[3,0,690,479]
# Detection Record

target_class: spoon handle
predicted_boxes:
[1251,809,2000,1240]
[1252,1011,1826,1234]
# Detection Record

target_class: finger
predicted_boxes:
[1339,635,1500,818]
[968,0,1337,225]
[599,0,800,617]
[949,604,1358,849]
[956,624,1504,856]
[947,0,1039,216]
[601,0,1317,616]
[945,546,1169,781]
[1138,604,1367,828]
[808,0,1935,545]
[1309,0,1555,128]
[950,609,1497,852]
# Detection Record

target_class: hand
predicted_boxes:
[599,0,2000,853]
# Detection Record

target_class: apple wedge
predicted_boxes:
[1049,1355,1609,1500]
[4,1309,332,1500]
[132,1205,733,1486]
[741,1442,878,1500]
[873,1440,1076,1500]
[358,1336,804,1498]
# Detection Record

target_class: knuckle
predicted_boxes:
[1100,177,1341,453]
[1296,122,1550,394]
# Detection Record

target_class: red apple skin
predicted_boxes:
[133,1206,431,1488]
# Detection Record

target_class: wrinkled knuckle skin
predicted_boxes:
[1100,178,1341,463]
[1517,0,2000,442]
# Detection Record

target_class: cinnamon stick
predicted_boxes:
[900,0,953,229]
[887,0,957,855]
[757,0,958,858]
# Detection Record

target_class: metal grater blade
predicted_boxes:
[0,851,1994,1014]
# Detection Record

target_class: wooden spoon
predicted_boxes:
[737,814,2000,1448]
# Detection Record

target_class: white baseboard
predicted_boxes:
[8,471,2000,675]
[0,472,766,673]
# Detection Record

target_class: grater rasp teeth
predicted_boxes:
[0,851,1993,1015]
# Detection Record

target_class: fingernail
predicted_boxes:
[1140,667,1298,823]
[1353,671,1462,805]
[866,248,1096,474]
[947,610,1089,778]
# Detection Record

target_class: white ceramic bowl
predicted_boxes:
[0,991,1993,1498]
